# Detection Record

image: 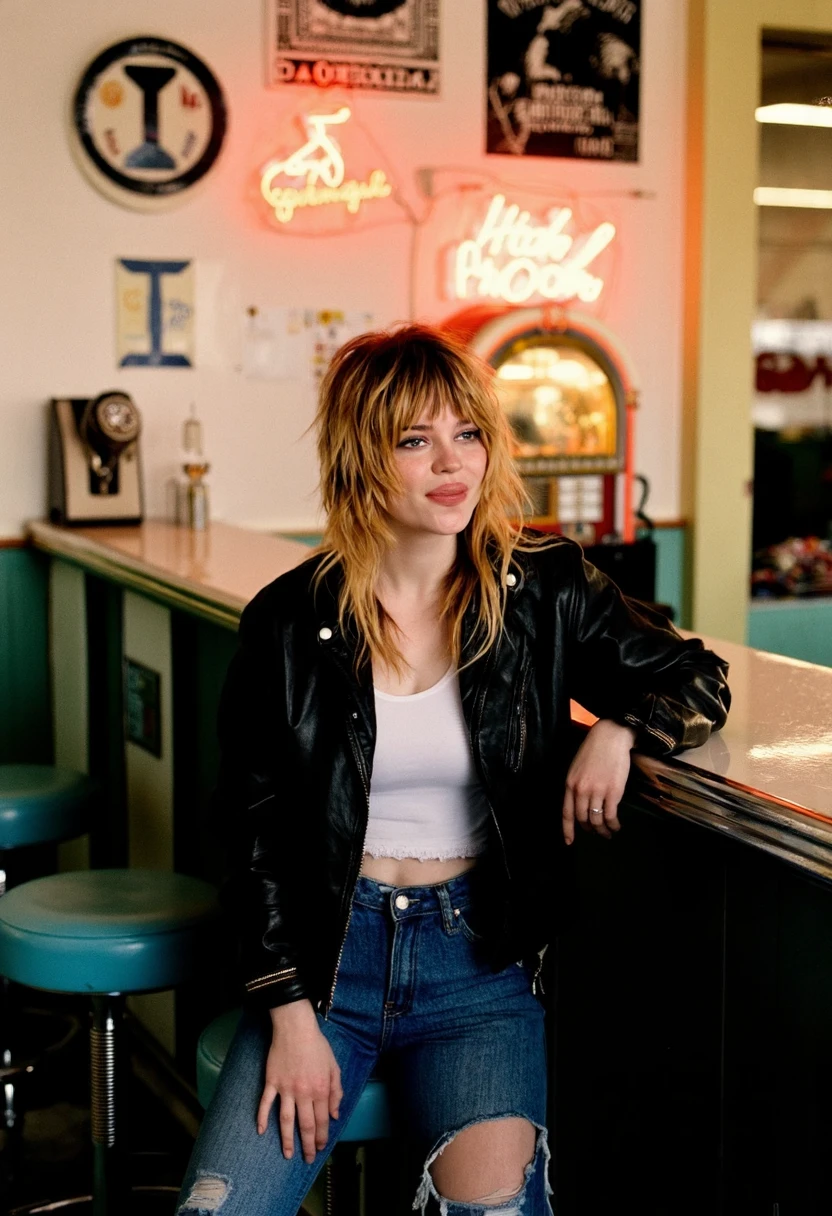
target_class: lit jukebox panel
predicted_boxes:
[444,304,639,545]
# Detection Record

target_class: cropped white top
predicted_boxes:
[365,666,491,861]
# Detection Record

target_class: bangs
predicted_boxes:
[391,342,499,442]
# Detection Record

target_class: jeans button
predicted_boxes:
[394,894,409,910]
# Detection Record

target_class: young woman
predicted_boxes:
[176,325,729,1216]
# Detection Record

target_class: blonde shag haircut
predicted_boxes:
[313,323,547,674]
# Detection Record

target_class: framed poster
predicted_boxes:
[267,0,440,95]
[116,259,195,367]
[486,0,640,162]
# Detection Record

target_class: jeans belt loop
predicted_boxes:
[436,883,457,934]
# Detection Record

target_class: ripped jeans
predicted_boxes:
[176,872,552,1216]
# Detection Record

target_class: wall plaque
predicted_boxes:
[72,36,227,211]
[124,659,162,757]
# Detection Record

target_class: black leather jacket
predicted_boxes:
[217,538,730,1012]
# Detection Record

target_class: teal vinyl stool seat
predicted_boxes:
[0,765,98,852]
[0,765,97,1173]
[0,869,219,1216]
[197,1010,393,1214]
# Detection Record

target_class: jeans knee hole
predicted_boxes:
[178,1172,231,1213]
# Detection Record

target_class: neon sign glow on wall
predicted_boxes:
[260,106,392,224]
[449,194,616,306]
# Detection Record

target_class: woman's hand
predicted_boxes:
[562,719,637,845]
[257,999,343,1163]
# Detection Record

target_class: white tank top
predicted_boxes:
[365,665,491,861]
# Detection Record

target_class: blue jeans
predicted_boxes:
[176,872,552,1215]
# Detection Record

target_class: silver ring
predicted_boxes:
[589,807,603,816]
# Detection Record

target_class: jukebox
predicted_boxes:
[443,302,658,606]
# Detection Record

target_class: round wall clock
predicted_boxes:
[71,36,228,211]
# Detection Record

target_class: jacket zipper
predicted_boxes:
[323,715,370,1017]
[508,659,530,773]
[532,944,548,996]
[471,649,512,882]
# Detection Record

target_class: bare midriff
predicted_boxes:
[360,855,478,887]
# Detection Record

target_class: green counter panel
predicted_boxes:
[748,597,832,668]
[0,547,52,764]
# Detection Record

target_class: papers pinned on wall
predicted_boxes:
[241,307,374,384]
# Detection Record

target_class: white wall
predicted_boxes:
[0,0,688,539]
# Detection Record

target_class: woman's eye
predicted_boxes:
[398,435,426,448]
[457,429,481,441]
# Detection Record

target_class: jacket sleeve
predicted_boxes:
[215,595,311,1010]
[565,547,731,756]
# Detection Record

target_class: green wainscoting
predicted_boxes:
[748,597,832,669]
[0,547,52,764]
[652,525,688,628]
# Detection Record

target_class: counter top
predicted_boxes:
[30,519,832,881]
[634,635,832,882]
[29,519,310,630]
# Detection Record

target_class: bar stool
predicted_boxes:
[0,765,98,1155]
[0,868,219,1215]
[196,1009,393,1216]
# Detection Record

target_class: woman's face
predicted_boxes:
[385,403,488,538]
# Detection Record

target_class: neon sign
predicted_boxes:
[260,106,392,225]
[449,194,616,306]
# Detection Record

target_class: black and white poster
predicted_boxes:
[486,0,640,161]
[267,0,440,95]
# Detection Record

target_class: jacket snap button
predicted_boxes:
[318,626,333,641]
[394,894,409,910]
[505,572,517,588]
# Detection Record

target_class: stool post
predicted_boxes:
[90,994,127,1216]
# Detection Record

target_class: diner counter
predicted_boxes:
[29,518,832,886]
[29,519,309,630]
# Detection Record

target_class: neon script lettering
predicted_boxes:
[260,107,392,224]
[450,194,616,305]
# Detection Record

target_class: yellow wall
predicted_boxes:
[685,0,832,641]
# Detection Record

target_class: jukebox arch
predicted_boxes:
[442,303,640,544]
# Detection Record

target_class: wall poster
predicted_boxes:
[486,0,640,162]
[267,0,440,95]
[116,259,195,367]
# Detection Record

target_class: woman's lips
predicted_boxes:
[426,483,468,505]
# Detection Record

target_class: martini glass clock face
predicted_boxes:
[72,37,227,211]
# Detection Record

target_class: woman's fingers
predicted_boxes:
[602,796,622,834]
[257,1083,278,1137]
[296,1097,319,1164]
[573,787,591,833]
[330,1063,343,1120]
[562,785,575,845]
[588,801,612,839]
[564,782,624,842]
[312,1097,330,1154]
[278,1093,297,1158]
